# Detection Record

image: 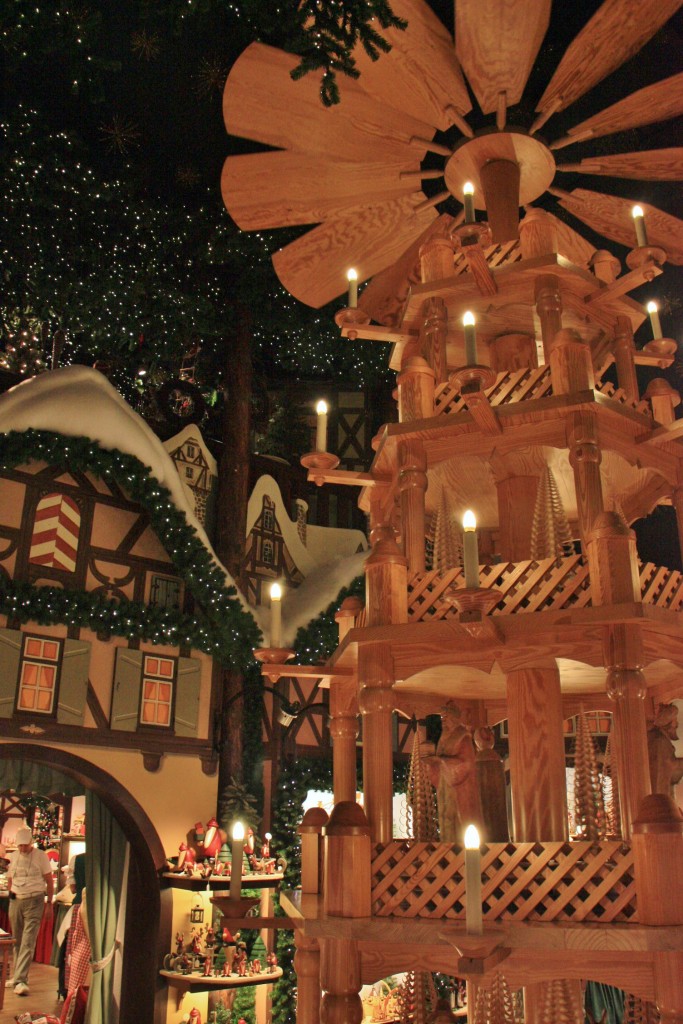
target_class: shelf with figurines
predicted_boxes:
[161,818,284,892]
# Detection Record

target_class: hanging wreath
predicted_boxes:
[156,378,206,429]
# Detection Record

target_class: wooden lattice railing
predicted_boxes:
[640,562,683,611]
[594,379,650,415]
[407,556,591,622]
[371,840,637,923]
[434,365,552,417]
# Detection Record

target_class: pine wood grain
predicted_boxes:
[350,0,471,131]
[223,42,434,163]
[536,0,683,116]
[552,189,683,265]
[455,0,551,114]
[560,72,683,143]
[272,194,437,308]
[557,148,683,181]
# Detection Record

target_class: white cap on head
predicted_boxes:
[15,826,33,845]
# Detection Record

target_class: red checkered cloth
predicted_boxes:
[65,906,90,994]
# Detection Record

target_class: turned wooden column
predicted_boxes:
[397,355,436,422]
[399,438,428,573]
[421,297,448,384]
[359,643,395,842]
[295,932,322,1024]
[320,938,363,1024]
[506,662,568,840]
[496,475,540,561]
[329,677,359,805]
[534,274,562,364]
[480,158,520,243]
[365,495,408,627]
[605,625,651,838]
[613,315,639,403]
[654,952,683,1024]
[549,327,594,395]
[568,410,604,548]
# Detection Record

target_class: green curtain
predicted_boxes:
[85,790,129,1024]
[0,758,83,796]
[585,981,626,1024]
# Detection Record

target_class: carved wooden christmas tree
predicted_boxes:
[624,992,660,1024]
[474,972,515,1024]
[407,728,439,841]
[433,487,463,572]
[573,712,606,840]
[530,465,573,562]
[398,970,437,1024]
[603,722,621,837]
[539,978,583,1024]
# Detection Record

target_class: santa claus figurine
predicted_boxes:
[172,842,195,872]
[202,817,225,860]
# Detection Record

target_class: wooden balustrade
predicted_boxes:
[371,839,637,924]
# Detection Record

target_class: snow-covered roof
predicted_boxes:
[0,366,256,618]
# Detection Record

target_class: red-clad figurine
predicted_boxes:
[266,951,278,973]
[202,817,225,860]
[174,842,196,872]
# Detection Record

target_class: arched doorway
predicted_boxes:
[0,743,166,1023]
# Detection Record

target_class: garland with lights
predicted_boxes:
[0,429,261,667]
[291,574,365,665]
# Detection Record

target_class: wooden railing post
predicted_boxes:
[585,512,641,606]
[644,378,681,426]
[568,410,604,548]
[359,643,395,842]
[298,806,328,895]
[534,274,563,365]
[397,355,436,422]
[520,207,558,259]
[613,315,639,403]
[399,438,428,573]
[632,794,683,925]
[320,801,370,1024]
[672,487,683,569]
[365,496,407,627]
[506,663,568,840]
[329,676,359,805]
[654,952,683,1024]
[549,327,595,395]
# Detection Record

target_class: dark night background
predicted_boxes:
[0,0,681,566]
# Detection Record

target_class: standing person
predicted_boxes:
[7,825,54,996]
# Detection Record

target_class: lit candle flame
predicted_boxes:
[463,311,476,327]
[346,268,358,282]
[232,821,245,842]
[631,205,644,219]
[463,509,477,532]
[464,824,480,849]
[316,399,327,415]
[463,181,475,196]
[270,583,282,601]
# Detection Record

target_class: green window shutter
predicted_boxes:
[111,649,143,732]
[0,628,22,719]
[56,639,91,725]
[174,657,201,737]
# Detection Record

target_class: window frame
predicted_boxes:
[138,653,177,730]
[14,634,63,718]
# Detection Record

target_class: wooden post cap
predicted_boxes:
[334,597,364,622]
[644,377,681,406]
[632,794,683,835]
[298,807,329,835]
[324,801,370,837]
[550,326,586,350]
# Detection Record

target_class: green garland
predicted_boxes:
[0,429,261,668]
[291,574,364,665]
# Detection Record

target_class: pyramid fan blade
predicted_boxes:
[559,74,683,143]
[350,0,471,132]
[221,152,421,230]
[537,0,683,117]
[557,148,683,181]
[223,42,435,163]
[553,189,683,265]
[272,195,438,308]
[456,0,551,115]
[359,215,455,327]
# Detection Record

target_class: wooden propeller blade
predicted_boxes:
[221,152,419,230]
[552,188,683,265]
[536,0,683,117]
[272,195,438,308]
[557,148,683,181]
[455,0,551,115]
[223,42,435,164]
[359,215,456,327]
[558,74,683,143]
[351,0,471,132]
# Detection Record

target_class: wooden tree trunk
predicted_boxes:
[216,305,253,792]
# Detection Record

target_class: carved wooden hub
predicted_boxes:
[444,131,556,241]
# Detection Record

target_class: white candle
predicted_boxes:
[315,400,328,452]
[464,824,483,935]
[462,509,479,589]
[270,582,282,647]
[631,205,648,248]
[230,821,245,901]
[646,300,663,339]
[347,268,358,308]
[463,181,475,224]
[463,311,477,366]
